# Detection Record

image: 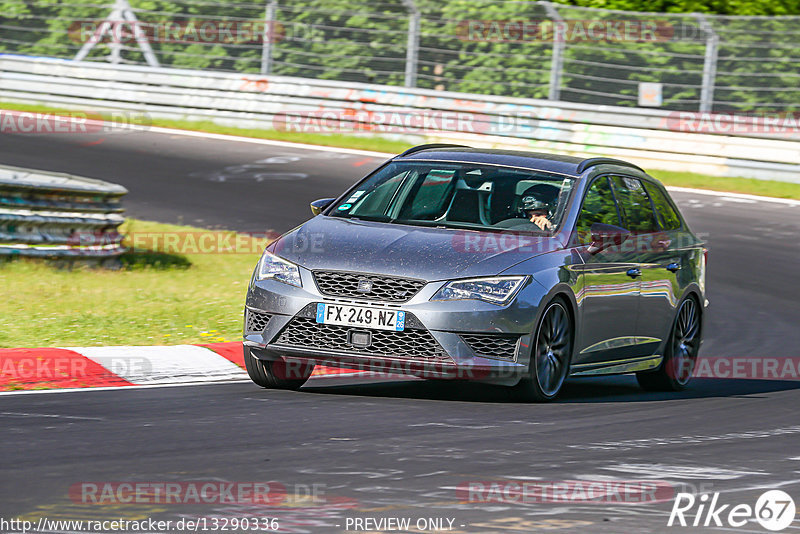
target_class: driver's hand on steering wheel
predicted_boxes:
[529,213,553,231]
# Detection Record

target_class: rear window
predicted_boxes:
[644,182,682,230]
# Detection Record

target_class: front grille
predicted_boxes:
[313,271,426,303]
[274,317,449,361]
[245,309,272,334]
[461,333,521,361]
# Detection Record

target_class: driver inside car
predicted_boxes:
[495,184,559,231]
[523,196,554,231]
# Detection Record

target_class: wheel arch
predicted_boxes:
[677,283,706,339]
[531,283,579,359]
[543,283,578,338]
[647,287,704,375]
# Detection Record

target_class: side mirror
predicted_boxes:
[587,223,631,255]
[310,198,335,216]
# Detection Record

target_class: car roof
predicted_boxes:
[395,146,644,177]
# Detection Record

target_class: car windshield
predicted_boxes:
[329,161,575,233]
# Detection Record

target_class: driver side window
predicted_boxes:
[575,177,621,245]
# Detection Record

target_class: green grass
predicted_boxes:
[3,101,800,201]
[649,169,800,200]
[0,219,267,348]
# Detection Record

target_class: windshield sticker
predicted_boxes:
[337,203,352,211]
[345,190,366,203]
[428,169,456,180]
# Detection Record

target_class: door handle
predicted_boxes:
[666,262,681,273]
[626,268,642,278]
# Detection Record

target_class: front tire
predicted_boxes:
[516,299,573,402]
[637,296,701,392]
[244,345,314,390]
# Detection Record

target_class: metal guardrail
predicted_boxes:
[0,55,798,183]
[0,164,127,259]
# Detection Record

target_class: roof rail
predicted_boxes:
[397,143,471,158]
[576,157,644,174]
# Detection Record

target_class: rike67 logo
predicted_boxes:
[669,490,796,531]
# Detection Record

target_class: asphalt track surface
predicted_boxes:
[2,128,799,533]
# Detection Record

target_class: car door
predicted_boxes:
[571,176,642,366]
[608,175,675,356]
[639,180,697,348]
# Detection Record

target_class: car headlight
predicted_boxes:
[431,276,526,305]
[256,251,302,287]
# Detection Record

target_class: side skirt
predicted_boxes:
[569,355,663,377]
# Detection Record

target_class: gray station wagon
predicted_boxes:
[243,145,706,401]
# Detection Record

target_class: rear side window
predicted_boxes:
[644,182,682,230]
[609,176,659,233]
[574,177,621,245]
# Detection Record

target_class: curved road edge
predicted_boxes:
[0,342,368,394]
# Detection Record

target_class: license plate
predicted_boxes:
[316,303,405,331]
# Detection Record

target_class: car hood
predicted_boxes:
[271,216,563,281]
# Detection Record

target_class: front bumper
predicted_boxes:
[243,269,549,385]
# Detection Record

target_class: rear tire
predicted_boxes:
[637,296,701,392]
[244,345,314,390]
[515,299,573,402]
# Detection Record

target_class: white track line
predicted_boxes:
[665,186,800,206]
[0,379,253,396]
[0,372,370,397]
[134,124,393,158]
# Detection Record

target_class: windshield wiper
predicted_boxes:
[392,219,538,234]
[340,216,550,235]
[344,214,392,223]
